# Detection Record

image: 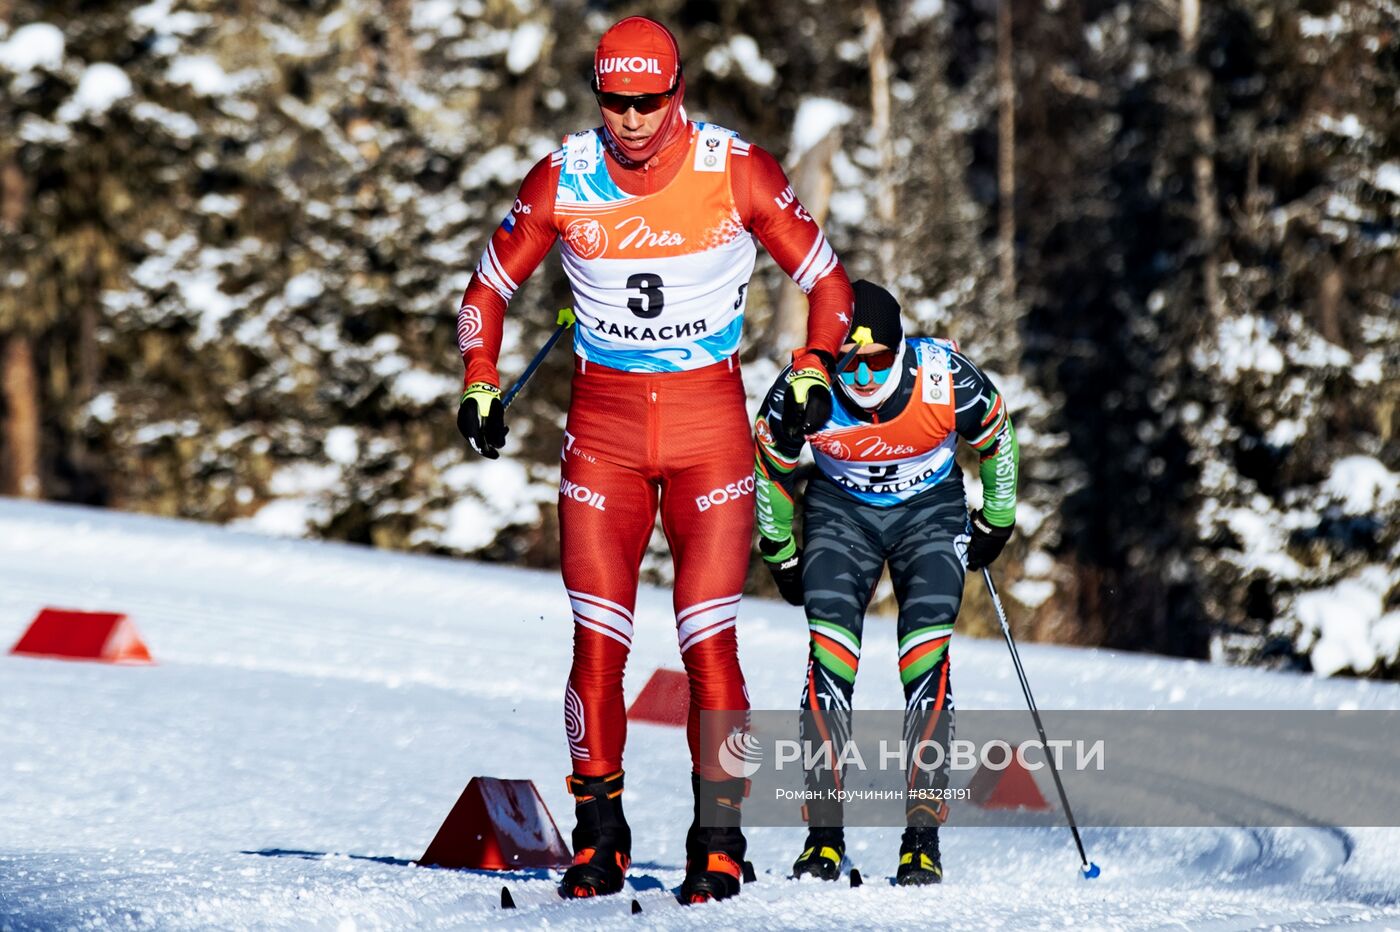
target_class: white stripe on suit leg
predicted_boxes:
[676,593,741,623]
[567,589,635,622]
[570,602,633,642]
[677,604,739,648]
[680,618,737,653]
[575,617,631,648]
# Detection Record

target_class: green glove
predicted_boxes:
[457,382,507,459]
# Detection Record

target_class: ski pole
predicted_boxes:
[982,567,1101,879]
[832,326,874,374]
[501,306,575,410]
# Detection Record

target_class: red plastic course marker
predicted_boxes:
[966,744,1051,811]
[626,667,689,726]
[9,608,153,664]
[419,777,570,870]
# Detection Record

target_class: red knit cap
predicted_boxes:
[593,16,680,94]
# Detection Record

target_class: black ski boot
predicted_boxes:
[679,774,748,904]
[895,825,943,886]
[559,771,631,899]
[792,826,845,880]
[791,790,845,880]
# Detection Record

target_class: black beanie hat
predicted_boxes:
[850,280,903,349]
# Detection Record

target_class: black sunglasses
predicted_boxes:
[592,78,679,115]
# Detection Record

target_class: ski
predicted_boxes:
[789,853,863,887]
[627,883,721,914]
[626,863,871,916]
[624,873,691,914]
[498,883,564,911]
[499,882,644,910]
[626,859,758,913]
[501,875,678,915]
[503,861,763,915]
[500,882,641,914]
[627,888,682,916]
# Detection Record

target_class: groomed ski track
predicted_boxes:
[1,498,1398,930]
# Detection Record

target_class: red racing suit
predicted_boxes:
[458,121,852,780]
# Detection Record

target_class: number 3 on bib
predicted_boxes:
[627,273,665,319]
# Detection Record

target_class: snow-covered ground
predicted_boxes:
[1,498,1398,930]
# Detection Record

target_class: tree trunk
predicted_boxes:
[1180,0,1223,320]
[0,158,23,232]
[1317,260,1344,345]
[863,0,897,286]
[768,128,843,356]
[2,332,42,499]
[0,137,37,499]
[385,0,418,80]
[996,0,1017,307]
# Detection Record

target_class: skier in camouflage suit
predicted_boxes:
[752,280,1020,885]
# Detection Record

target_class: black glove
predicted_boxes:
[781,365,833,439]
[966,509,1014,571]
[457,382,508,459]
[759,536,805,606]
